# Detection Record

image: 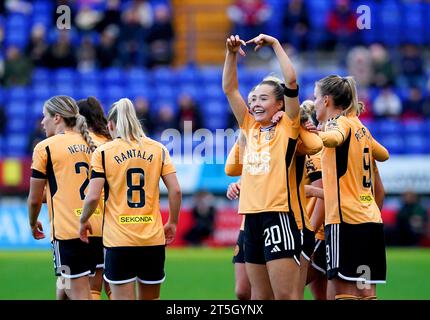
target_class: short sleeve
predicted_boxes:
[31,143,47,178]
[239,112,255,130]
[91,148,105,178]
[161,146,176,176]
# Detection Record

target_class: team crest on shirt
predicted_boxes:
[265,129,275,141]
[325,120,339,130]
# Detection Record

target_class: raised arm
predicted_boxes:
[247,34,299,119]
[222,35,248,126]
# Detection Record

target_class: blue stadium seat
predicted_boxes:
[76,85,100,101]
[126,68,149,86]
[378,134,405,155]
[402,120,426,135]
[103,68,124,85]
[104,85,126,101]
[31,100,46,119]
[32,84,52,101]
[7,117,28,133]
[176,66,199,83]
[400,2,424,45]
[372,119,399,136]
[379,2,401,46]
[6,134,28,157]
[79,70,99,85]
[154,85,176,101]
[404,134,428,154]
[152,67,175,85]
[199,67,222,85]
[55,68,76,84]
[5,100,28,118]
[7,87,29,101]
[32,68,52,83]
[55,84,75,97]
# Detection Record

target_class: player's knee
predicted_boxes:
[235,284,251,300]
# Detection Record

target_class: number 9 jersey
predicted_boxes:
[320,115,389,225]
[91,137,176,248]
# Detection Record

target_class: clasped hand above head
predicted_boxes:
[226,33,280,56]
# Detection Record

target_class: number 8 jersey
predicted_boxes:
[319,115,389,225]
[91,136,176,247]
[31,130,95,241]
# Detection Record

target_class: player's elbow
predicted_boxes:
[27,197,41,208]
[85,193,100,206]
[169,186,182,199]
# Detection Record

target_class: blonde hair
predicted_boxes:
[107,98,145,144]
[316,75,363,117]
[299,100,315,124]
[44,95,96,152]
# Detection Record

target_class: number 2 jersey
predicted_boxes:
[319,115,389,225]
[91,136,176,248]
[31,130,96,241]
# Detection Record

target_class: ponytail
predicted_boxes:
[316,75,364,117]
[76,114,97,152]
[343,76,364,117]
[108,98,145,144]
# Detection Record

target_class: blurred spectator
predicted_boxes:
[282,0,309,51]
[227,0,271,40]
[2,45,32,86]
[422,96,430,118]
[176,93,203,133]
[152,103,176,138]
[27,120,46,154]
[75,4,103,32]
[96,25,119,68]
[25,24,49,67]
[357,87,373,120]
[373,86,402,118]
[0,105,6,136]
[398,44,426,89]
[5,0,32,15]
[76,36,97,71]
[184,190,216,246]
[402,87,425,119]
[134,96,154,135]
[132,0,154,29]
[146,4,174,68]
[395,191,428,246]
[369,43,396,88]
[347,46,372,87]
[45,31,77,68]
[326,0,358,49]
[0,1,5,15]
[96,0,121,32]
[118,8,146,67]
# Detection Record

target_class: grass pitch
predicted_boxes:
[0,247,428,300]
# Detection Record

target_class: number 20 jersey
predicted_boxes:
[91,136,176,248]
[321,116,385,225]
[31,130,94,241]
